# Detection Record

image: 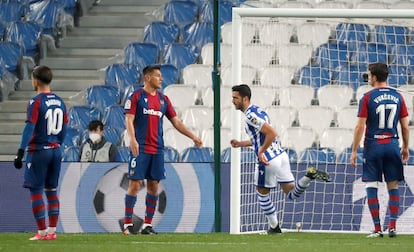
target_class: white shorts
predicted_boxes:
[254,151,294,188]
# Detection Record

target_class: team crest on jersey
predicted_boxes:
[29,99,34,105]
[144,98,148,103]
[124,100,131,109]
[251,117,258,125]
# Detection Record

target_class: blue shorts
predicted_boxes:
[128,152,165,181]
[23,148,62,189]
[363,139,404,182]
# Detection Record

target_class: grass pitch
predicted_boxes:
[1,232,413,252]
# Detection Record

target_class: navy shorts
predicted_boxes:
[363,139,404,182]
[23,148,62,189]
[128,152,165,181]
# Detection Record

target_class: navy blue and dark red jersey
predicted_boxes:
[124,88,177,154]
[26,92,68,151]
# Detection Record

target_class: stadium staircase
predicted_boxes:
[0,0,169,161]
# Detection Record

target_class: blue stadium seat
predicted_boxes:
[104,126,123,145]
[199,0,235,25]
[68,105,101,131]
[0,0,26,23]
[241,147,257,163]
[374,25,408,45]
[389,44,414,65]
[221,147,231,163]
[163,0,199,27]
[332,63,367,90]
[159,64,179,89]
[86,85,120,113]
[143,21,180,53]
[62,127,81,149]
[104,63,141,91]
[337,147,363,165]
[0,41,23,76]
[388,64,410,87]
[314,42,348,70]
[351,42,387,65]
[407,149,414,165]
[162,43,199,71]
[182,21,214,53]
[115,146,130,162]
[124,42,159,68]
[335,23,370,49]
[298,147,336,164]
[181,146,214,162]
[4,20,42,60]
[296,63,331,88]
[165,146,179,162]
[62,146,80,162]
[284,148,298,163]
[102,105,125,130]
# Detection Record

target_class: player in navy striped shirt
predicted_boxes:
[351,63,410,238]
[230,84,330,234]
[14,65,68,240]
[123,65,202,235]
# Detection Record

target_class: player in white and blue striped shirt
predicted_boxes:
[230,84,331,234]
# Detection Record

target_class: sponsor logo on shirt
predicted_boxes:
[143,108,163,117]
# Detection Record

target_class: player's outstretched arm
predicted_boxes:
[169,116,202,147]
[230,139,252,148]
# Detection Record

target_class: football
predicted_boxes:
[93,165,167,233]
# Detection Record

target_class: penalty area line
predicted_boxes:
[131,241,248,246]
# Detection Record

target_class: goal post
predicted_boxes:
[229,8,414,235]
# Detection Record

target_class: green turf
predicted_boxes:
[1,232,413,252]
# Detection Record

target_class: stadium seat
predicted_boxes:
[296,63,331,88]
[220,146,257,163]
[278,85,315,108]
[104,63,141,91]
[163,0,199,28]
[373,25,409,45]
[68,105,102,131]
[260,65,296,87]
[201,42,232,66]
[397,85,414,112]
[182,21,214,52]
[164,127,200,154]
[62,127,81,149]
[335,23,370,49]
[277,43,314,69]
[296,22,332,48]
[0,1,26,23]
[159,64,180,90]
[354,1,389,9]
[124,42,159,68]
[182,105,214,130]
[182,63,213,88]
[337,147,363,165]
[387,64,410,87]
[115,146,130,163]
[201,127,232,151]
[350,42,387,65]
[279,126,317,154]
[278,0,314,8]
[316,0,352,9]
[86,85,120,114]
[0,65,19,101]
[164,146,180,162]
[284,148,298,163]
[162,84,199,109]
[313,42,349,70]
[102,105,125,130]
[0,41,23,75]
[162,43,199,71]
[249,86,278,108]
[199,0,234,25]
[62,146,80,162]
[266,106,298,136]
[389,44,414,66]
[332,63,367,90]
[201,86,234,108]
[297,106,336,136]
[319,127,354,155]
[181,146,214,162]
[298,147,336,164]
[242,44,277,69]
[406,149,414,165]
[221,147,231,163]
[220,21,258,45]
[143,21,180,53]
[221,65,257,87]
[4,21,42,61]
[355,84,373,102]
[258,21,294,45]
[103,126,123,145]
[336,106,358,129]
[317,85,355,111]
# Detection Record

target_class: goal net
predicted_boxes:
[229,8,414,234]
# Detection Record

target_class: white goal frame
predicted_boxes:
[229,8,414,235]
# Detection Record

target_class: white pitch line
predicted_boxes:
[131,241,248,246]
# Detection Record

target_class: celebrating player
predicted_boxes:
[230,84,331,234]
[123,64,202,235]
[14,65,68,240]
[350,62,410,238]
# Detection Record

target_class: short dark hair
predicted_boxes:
[232,84,251,100]
[143,65,161,76]
[369,62,388,82]
[88,120,104,131]
[32,65,52,84]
